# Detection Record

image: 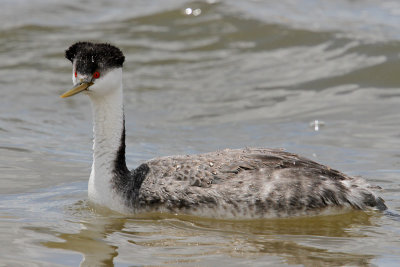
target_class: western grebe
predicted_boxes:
[61,42,386,218]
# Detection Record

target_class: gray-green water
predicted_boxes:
[1,0,400,266]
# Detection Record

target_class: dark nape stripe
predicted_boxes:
[112,118,150,207]
[113,118,130,178]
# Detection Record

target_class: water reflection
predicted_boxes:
[37,206,378,266]
[44,218,121,266]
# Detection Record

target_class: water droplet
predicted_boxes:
[193,9,202,16]
[309,120,325,131]
[184,8,192,15]
[184,7,201,16]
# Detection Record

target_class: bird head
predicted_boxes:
[61,42,125,98]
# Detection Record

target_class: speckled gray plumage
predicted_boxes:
[116,148,386,218]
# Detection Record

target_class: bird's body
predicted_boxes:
[61,42,386,218]
[115,148,386,218]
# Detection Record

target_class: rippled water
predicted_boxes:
[1,0,400,266]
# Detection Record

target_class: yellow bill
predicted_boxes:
[60,82,93,98]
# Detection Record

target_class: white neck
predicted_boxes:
[87,80,128,211]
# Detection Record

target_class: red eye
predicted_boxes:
[93,71,100,79]
[74,71,77,77]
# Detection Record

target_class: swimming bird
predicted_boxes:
[61,42,386,218]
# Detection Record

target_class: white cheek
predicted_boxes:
[73,72,91,85]
[89,68,122,94]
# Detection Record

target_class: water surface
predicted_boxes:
[1,0,400,266]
